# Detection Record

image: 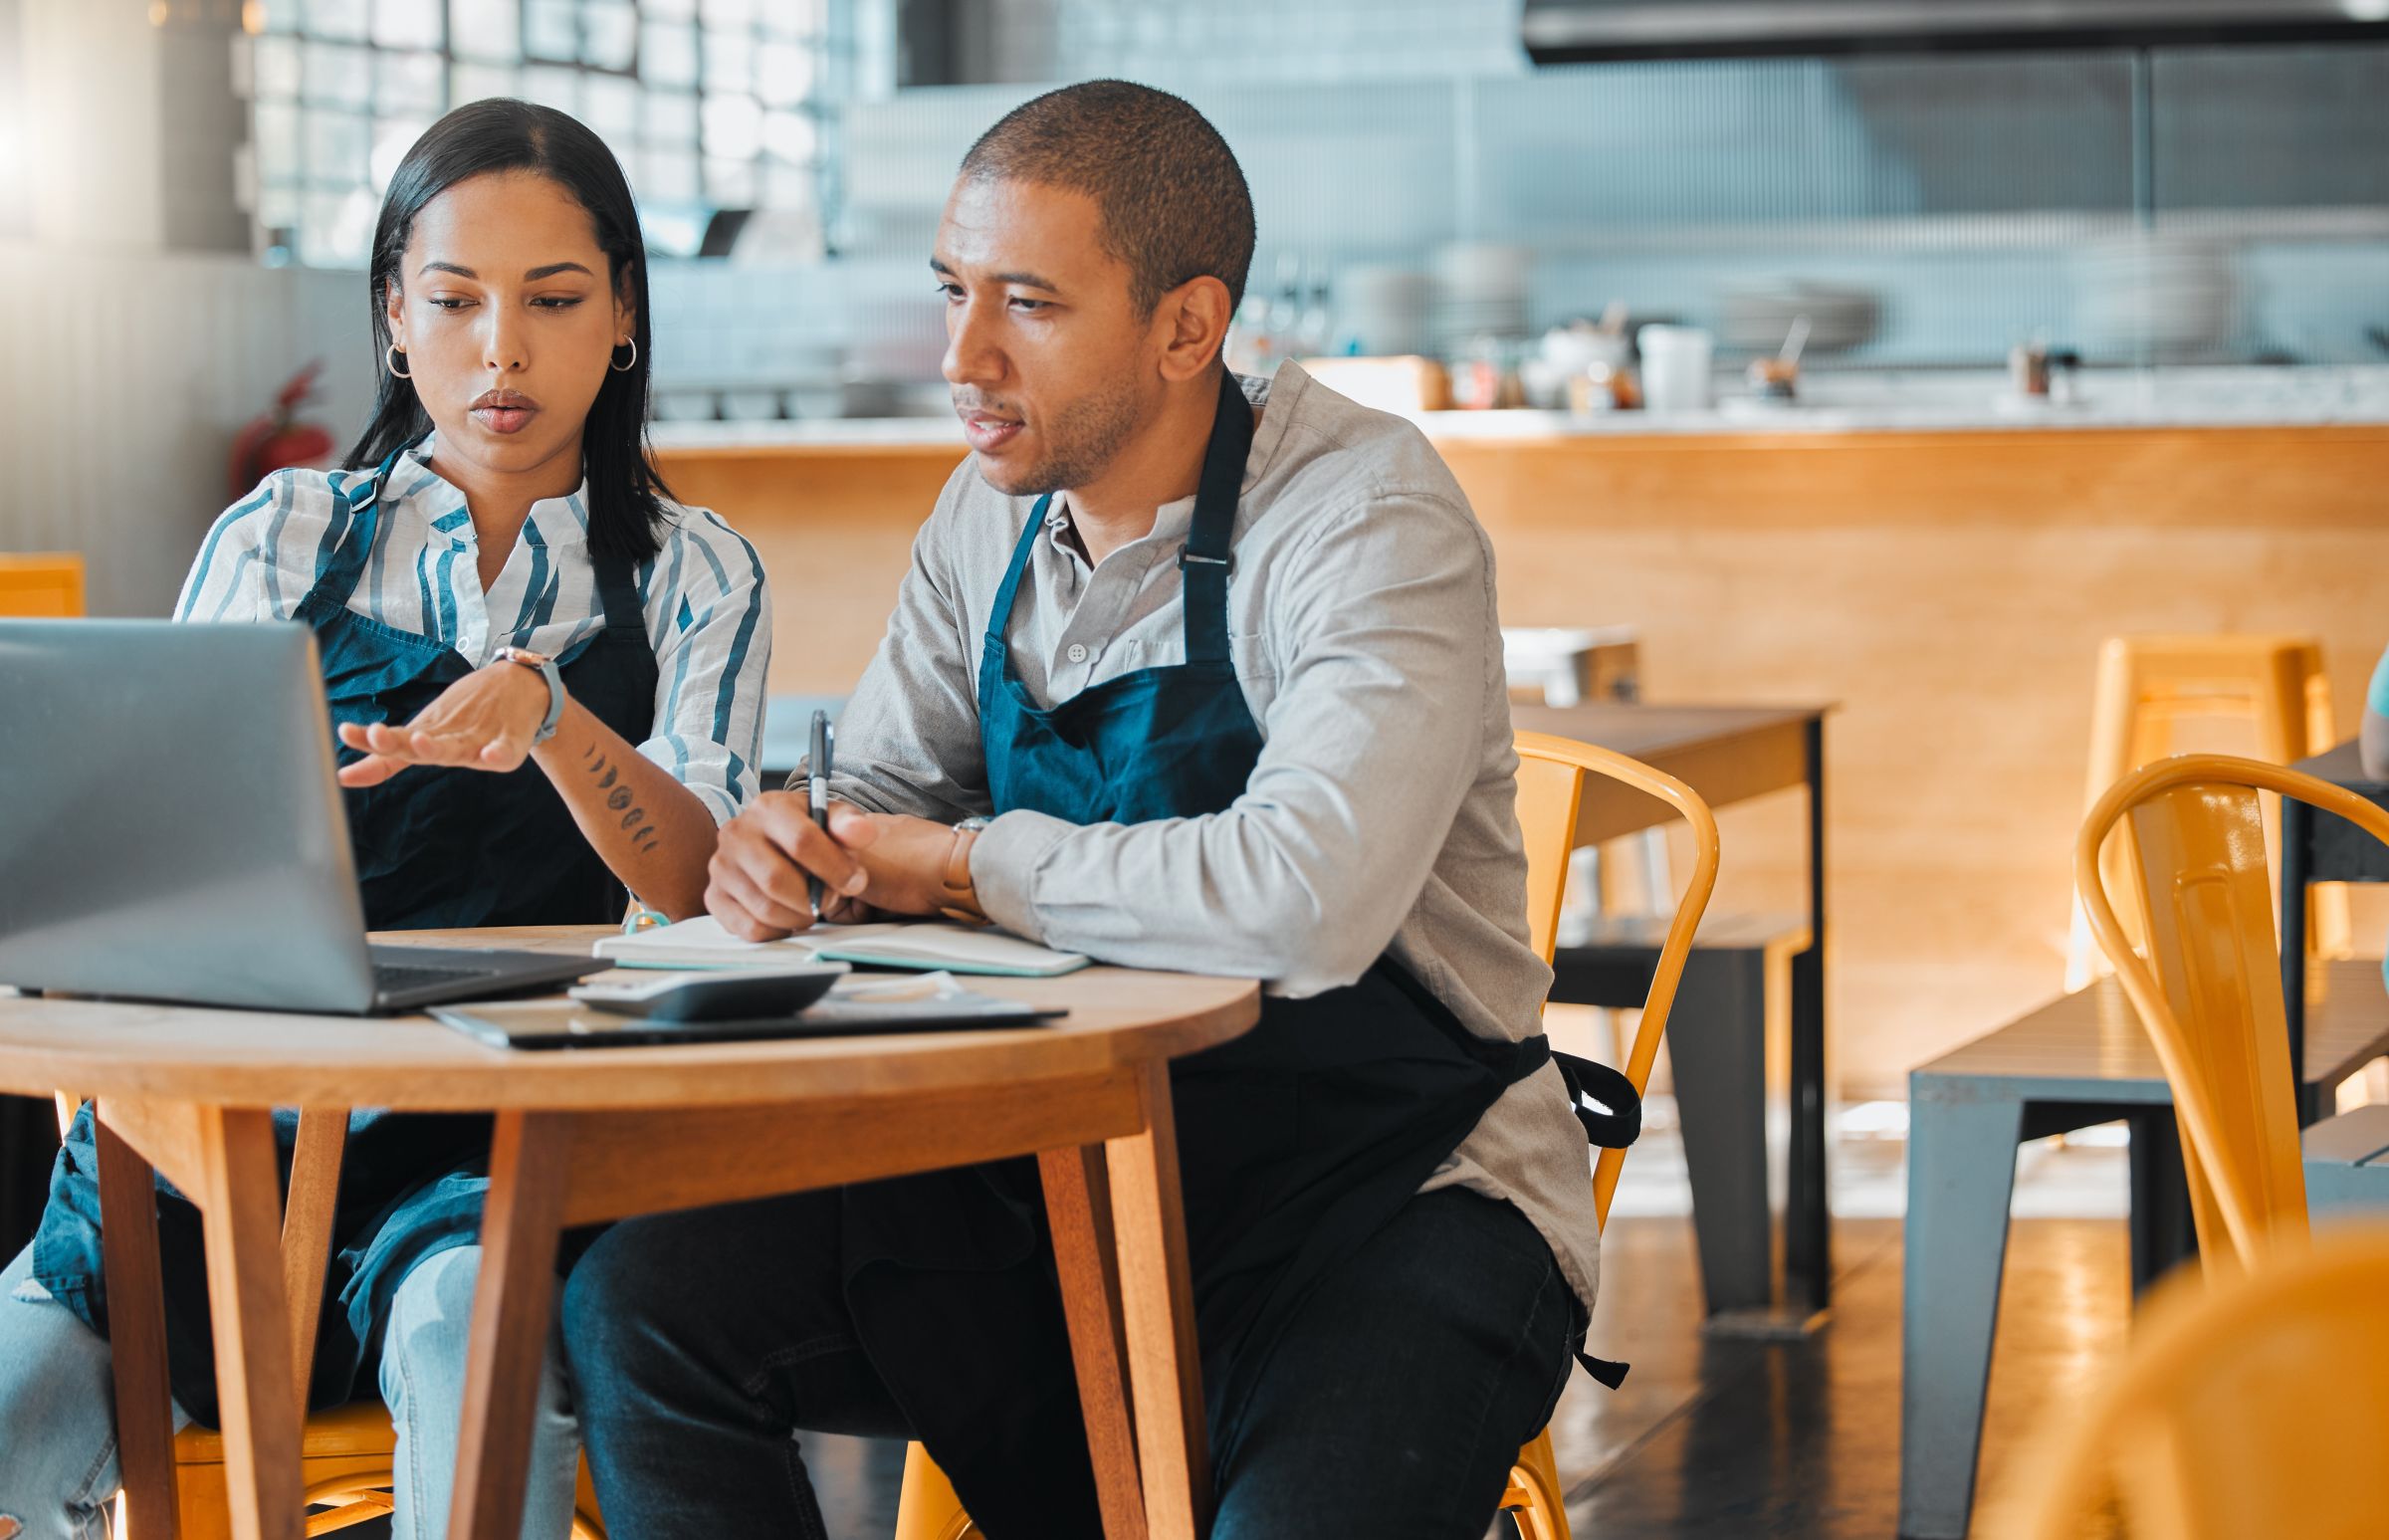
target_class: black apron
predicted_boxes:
[33,442,660,1423]
[836,372,1564,1538]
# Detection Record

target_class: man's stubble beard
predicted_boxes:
[976,373,1147,498]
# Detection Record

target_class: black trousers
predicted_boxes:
[560,1183,1583,1540]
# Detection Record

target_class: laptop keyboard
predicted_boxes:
[371,961,501,994]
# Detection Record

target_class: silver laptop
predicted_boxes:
[0,619,604,1014]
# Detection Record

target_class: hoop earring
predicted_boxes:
[384,343,412,379]
[609,337,638,373]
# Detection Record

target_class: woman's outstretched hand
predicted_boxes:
[336,661,551,786]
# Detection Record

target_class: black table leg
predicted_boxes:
[2125,1107,2199,1293]
[1784,716,1832,1316]
[2280,794,2319,1124]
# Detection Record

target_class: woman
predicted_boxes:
[0,100,768,1539]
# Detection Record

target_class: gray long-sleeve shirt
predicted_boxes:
[804,360,1603,1317]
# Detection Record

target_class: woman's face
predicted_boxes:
[383,169,633,489]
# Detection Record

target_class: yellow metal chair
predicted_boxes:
[56,1099,607,1538]
[2009,1223,2389,1540]
[2066,635,2343,990]
[889,731,1722,1540]
[2074,754,2389,1273]
[0,552,86,616]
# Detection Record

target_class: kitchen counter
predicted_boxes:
[650,366,2389,1106]
[647,365,2389,450]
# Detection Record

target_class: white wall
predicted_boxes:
[0,1,372,617]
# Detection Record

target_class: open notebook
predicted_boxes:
[593,914,1091,978]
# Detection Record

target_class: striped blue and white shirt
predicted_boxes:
[175,433,772,824]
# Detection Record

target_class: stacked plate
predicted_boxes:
[1429,243,1534,354]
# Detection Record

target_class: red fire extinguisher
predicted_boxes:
[228,360,338,498]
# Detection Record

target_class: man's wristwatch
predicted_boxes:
[493,646,565,746]
[938,815,991,925]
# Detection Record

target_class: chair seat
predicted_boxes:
[173,1398,394,1463]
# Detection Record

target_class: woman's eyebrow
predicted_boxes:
[414,261,594,280]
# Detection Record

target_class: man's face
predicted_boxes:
[933,175,1159,497]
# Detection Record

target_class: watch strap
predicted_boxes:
[498,648,565,746]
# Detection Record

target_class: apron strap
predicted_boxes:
[982,495,1051,652]
[304,441,413,610]
[593,546,646,637]
[1180,368,1254,668]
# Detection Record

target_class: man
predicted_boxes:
[560,81,1609,1538]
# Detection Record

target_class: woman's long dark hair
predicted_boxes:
[346,98,671,565]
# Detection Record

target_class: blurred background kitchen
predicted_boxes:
[6,6,2389,1526]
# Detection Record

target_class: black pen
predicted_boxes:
[807,709,834,921]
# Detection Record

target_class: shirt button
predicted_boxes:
[1066,643,1090,664]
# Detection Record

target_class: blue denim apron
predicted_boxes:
[837,372,1559,1537]
[33,442,660,1424]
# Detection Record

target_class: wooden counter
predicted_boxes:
[658,422,2389,1097]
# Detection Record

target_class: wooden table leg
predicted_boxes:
[1105,1063,1210,1540]
[449,1110,574,1540]
[1040,1143,1148,1540]
[280,1109,349,1405]
[192,1107,306,1540]
[94,1111,181,1539]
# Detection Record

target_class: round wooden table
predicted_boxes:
[0,926,1261,1540]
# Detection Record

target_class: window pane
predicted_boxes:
[302,41,371,107]
[258,184,303,230]
[254,101,303,184]
[755,40,812,107]
[254,0,307,35]
[305,109,370,182]
[642,21,699,87]
[370,115,431,191]
[583,1,637,71]
[702,29,753,94]
[253,34,303,99]
[375,49,445,114]
[760,0,823,42]
[450,61,519,107]
[760,109,813,164]
[448,0,519,62]
[701,92,761,159]
[584,73,640,138]
[760,160,813,207]
[306,0,369,42]
[705,155,756,205]
[699,0,756,26]
[302,186,377,267]
[524,0,579,62]
[370,0,441,51]
[642,89,700,145]
[643,0,697,18]
[522,64,584,114]
[637,144,701,201]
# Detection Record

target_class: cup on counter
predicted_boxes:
[1636,325,1714,414]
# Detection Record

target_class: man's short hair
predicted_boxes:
[960,80,1257,318]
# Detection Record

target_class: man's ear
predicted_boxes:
[1156,276,1234,382]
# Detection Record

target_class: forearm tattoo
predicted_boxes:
[580,743,662,854]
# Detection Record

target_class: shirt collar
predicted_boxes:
[396,431,592,548]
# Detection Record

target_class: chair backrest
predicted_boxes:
[2076,753,2389,1271]
[1512,730,1720,1226]
[0,553,87,616]
[2015,1222,2389,1540]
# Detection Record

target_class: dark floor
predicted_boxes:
[785,1212,2134,1539]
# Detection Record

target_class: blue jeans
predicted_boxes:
[560,1184,1584,1540]
[0,1243,577,1540]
